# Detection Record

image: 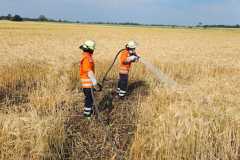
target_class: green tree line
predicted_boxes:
[0,14,239,28]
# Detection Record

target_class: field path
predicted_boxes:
[63,80,149,160]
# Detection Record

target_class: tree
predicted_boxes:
[38,15,48,21]
[7,14,12,20]
[11,15,23,21]
[197,22,203,27]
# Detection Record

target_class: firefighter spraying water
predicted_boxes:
[116,41,140,98]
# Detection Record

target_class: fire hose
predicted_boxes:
[100,49,125,87]
[99,48,140,89]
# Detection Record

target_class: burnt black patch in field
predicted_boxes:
[61,79,149,160]
[0,81,33,105]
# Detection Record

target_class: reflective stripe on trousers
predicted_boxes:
[117,74,128,97]
[83,88,93,116]
[119,90,127,97]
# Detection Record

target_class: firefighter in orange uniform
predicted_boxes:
[79,40,101,118]
[117,41,140,98]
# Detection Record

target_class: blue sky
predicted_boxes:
[0,0,239,25]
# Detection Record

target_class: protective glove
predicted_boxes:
[127,55,138,62]
[131,55,140,62]
[134,55,140,62]
[96,83,103,92]
[93,83,102,92]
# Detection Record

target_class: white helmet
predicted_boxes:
[126,41,137,49]
[81,40,96,51]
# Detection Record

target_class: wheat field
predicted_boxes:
[0,21,240,160]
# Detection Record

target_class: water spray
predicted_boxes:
[140,58,178,88]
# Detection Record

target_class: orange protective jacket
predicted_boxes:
[119,49,132,75]
[79,52,95,88]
